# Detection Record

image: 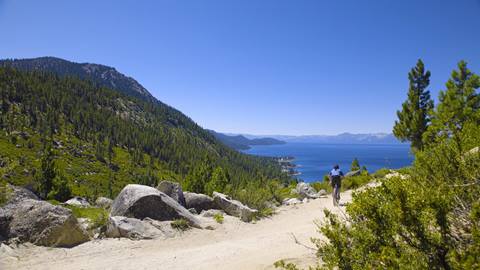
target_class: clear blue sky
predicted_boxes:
[1,0,479,135]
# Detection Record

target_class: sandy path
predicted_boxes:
[1,190,354,270]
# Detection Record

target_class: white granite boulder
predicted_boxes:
[212,192,258,222]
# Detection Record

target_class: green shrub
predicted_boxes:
[213,213,224,224]
[171,219,190,231]
[313,133,480,269]
[341,174,372,191]
[311,180,332,193]
[371,167,391,178]
[274,260,302,270]
[395,166,413,175]
[268,180,298,202]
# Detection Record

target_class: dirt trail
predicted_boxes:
[1,190,354,270]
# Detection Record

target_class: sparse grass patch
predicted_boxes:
[311,180,332,193]
[259,207,275,217]
[0,180,12,206]
[171,219,190,231]
[213,213,224,224]
[65,205,108,229]
[274,182,298,201]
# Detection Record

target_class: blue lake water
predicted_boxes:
[244,143,414,182]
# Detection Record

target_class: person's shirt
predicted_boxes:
[329,168,343,177]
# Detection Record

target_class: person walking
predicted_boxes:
[329,164,344,206]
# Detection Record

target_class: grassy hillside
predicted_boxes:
[0,66,290,207]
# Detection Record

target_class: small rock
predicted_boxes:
[295,182,320,199]
[317,189,328,197]
[188,208,198,215]
[212,192,258,222]
[95,197,113,209]
[106,216,163,240]
[77,218,92,231]
[200,209,226,218]
[283,198,302,206]
[184,192,217,213]
[465,146,479,157]
[65,197,91,208]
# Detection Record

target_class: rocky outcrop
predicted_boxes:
[212,192,258,222]
[156,181,186,207]
[200,209,226,218]
[317,189,328,197]
[95,197,113,209]
[184,192,217,213]
[1,199,89,247]
[110,184,203,228]
[345,170,361,178]
[65,197,91,208]
[295,182,320,199]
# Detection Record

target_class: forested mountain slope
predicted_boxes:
[0,65,289,206]
[0,57,154,101]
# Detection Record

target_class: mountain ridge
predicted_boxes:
[208,130,285,150]
[227,132,403,144]
[0,56,154,101]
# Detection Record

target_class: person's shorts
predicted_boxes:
[331,179,341,189]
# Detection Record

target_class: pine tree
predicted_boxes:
[425,61,480,150]
[48,174,72,202]
[393,59,433,151]
[350,158,360,171]
[37,142,56,199]
[205,167,229,195]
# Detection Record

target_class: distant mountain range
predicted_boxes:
[208,130,286,150]
[233,133,404,145]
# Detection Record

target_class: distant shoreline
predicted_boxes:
[245,142,413,182]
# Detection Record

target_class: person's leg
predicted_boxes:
[332,184,337,206]
[336,183,341,202]
[334,185,340,205]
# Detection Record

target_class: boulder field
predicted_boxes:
[0,181,328,247]
[0,181,265,246]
